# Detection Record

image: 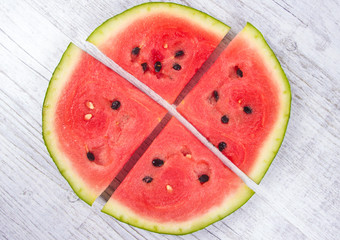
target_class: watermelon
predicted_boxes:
[177,23,291,184]
[87,2,230,103]
[42,44,166,205]
[102,118,254,234]
[42,2,291,236]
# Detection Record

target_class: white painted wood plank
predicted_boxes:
[0,0,70,76]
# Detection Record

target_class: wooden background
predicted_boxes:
[0,0,339,239]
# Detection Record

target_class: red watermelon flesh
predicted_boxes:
[177,23,291,183]
[43,44,166,205]
[87,3,230,103]
[102,118,253,234]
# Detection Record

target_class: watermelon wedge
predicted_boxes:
[42,44,166,205]
[102,118,254,234]
[87,2,230,103]
[177,23,291,183]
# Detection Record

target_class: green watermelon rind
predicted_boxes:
[102,184,254,235]
[87,2,230,46]
[42,43,98,205]
[241,23,291,184]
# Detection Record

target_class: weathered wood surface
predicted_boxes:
[0,0,339,239]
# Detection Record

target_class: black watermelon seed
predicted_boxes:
[86,151,95,161]
[199,174,209,184]
[111,100,121,110]
[243,106,252,114]
[143,176,153,183]
[173,63,182,71]
[218,142,227,151]
[141,62,148,72]
[175,50,184,58]
[236,67,243,78]
[131,47,140,56]
[154,61,162,72]
[152,158,164,167]
[212,90,219,102]
[221,115,229,124]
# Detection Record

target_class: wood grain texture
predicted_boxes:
[0,0,339,239]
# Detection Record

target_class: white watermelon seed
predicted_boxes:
[84,114,92,120]
[86,101,94,109]
[166,185,173,192]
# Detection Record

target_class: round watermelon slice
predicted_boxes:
[177,23,291,184]
[42,44,166,205]
[42,2,291,236]
[102,118,254,234]
[87,2,230,103]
